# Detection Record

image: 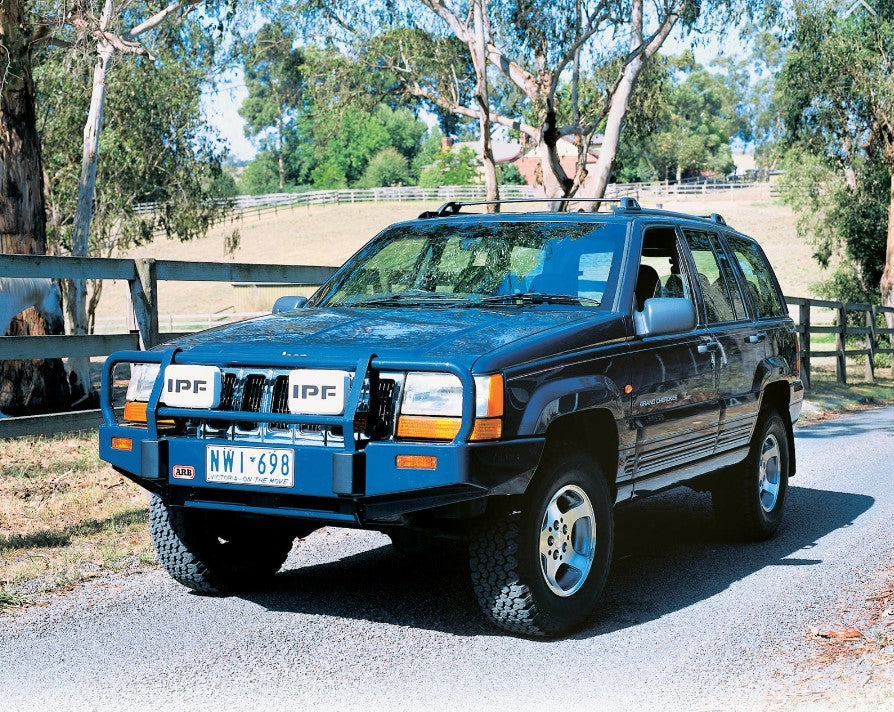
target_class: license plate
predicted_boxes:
[205,445,294,488]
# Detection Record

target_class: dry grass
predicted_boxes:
[93,189,828,322]
[0,434,154,606]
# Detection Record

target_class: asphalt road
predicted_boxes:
[2,406,893,712]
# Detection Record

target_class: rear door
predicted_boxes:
[723,232,793,408]
[681,228,764,454]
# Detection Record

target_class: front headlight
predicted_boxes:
[401,373,463,416]
[125,363,160,402]
[397,372,503,441]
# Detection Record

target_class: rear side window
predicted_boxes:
[726,236,786,318]
[682,230,745,323]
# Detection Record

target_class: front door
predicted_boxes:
[628,226,719,495]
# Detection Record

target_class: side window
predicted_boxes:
[683,230,744,324]
[726,236,786,318]
[635,227,693,311]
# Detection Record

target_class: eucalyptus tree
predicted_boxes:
[36,16,230,331]
[777,1,894,314]
[240,21,306,191]
[0,0,72,413]
[1,0,230,409]
[294,0,756,206]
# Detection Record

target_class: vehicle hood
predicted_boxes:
[164,306,621,369]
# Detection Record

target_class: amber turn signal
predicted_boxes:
[397,415,461,440]
[396,415,502,442]
[470,418,502,441]
[123,400,148,423]
[395,454,438,470]
[481,374,504,417]
[110,437,133,451]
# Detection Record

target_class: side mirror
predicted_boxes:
[634,298,696,337]
[272,295,308,314]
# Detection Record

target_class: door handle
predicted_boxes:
[698,340,720,354]
[745,332,767,344]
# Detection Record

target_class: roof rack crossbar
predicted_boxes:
[427,196,641,218]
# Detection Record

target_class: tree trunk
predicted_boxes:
[0,0,72,415]
[586,54,643,206]
[880,172,894,331]
[66,37,113,406]
[276,114,285,191]
[472,0,499,212]
[538,106,576,208]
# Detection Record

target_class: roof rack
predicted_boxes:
[708,212,727,225]
[418,196,642,219]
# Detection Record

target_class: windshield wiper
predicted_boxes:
[347,292,471,307]
[474,292,600,307]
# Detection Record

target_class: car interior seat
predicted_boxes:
[635,265,660,311]
[663,273,685,299]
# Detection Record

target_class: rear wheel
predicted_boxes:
[149,496,308,594]
[469,447,614,637]
[712,410,791,540]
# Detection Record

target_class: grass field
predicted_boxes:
[93,189,826,323]
[0,436,153,606]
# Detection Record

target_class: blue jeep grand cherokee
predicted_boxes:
[100,198,803,636]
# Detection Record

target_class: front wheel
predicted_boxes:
[149,496,305,594]
[469,447,614,637]
[712,410,791,541]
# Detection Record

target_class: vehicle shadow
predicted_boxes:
[242,484,874,639]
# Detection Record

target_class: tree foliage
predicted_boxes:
[240,21,306,190]
[237,36,430,192]
[35,15,230,326]
[358,147,411,187]
[775,1,894,304]
[617,53,748,182]
[419,146,480,187]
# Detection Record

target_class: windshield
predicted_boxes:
[311,220,627,309]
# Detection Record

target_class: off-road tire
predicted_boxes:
[712,410,791,541]
[149,495,301,594]
[469,446,614,637]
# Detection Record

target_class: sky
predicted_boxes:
[204,22,746,163]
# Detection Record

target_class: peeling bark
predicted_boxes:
[472,0,499,211]
[0,0,72,414]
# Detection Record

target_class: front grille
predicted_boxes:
[239,374,265,413]
[190,369,402,446]
[269,376,290,431]
[207,373,238,430]
[220,373,237,409]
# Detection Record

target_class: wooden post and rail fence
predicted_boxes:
[0,255,891,439]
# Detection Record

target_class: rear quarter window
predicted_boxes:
[726,235,786,319]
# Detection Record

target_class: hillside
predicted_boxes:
[94,190,825,326]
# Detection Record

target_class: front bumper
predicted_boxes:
[100,425,544,524]
[100,348,544,524]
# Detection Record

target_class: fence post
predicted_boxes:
[799,300,811,389]
[865,308,875,383]
[129,258,159,349]
[836,303,847,385]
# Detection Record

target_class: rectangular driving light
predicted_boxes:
[395,455,438,470]
[111,437,133,451]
